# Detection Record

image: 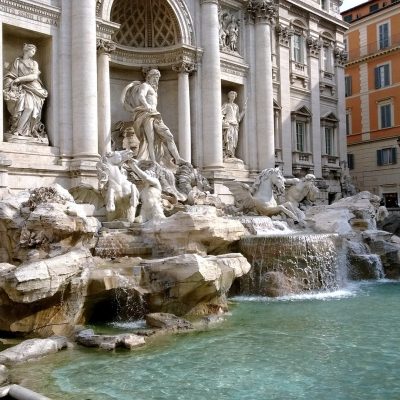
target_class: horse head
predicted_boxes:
[104,149,134,166]
[252,167,285,196]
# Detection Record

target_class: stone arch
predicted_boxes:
[98,0,195,46]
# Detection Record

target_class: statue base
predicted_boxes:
[4,132,49,146]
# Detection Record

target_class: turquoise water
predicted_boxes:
[12,281,400,399]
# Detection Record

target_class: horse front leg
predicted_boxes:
[126,185,140,224]
[277,205,299,222]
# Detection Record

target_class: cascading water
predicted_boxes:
[236,233,344,296]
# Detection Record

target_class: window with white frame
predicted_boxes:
[296,121,306,152]
[346,110,352,135]
[324,126,335,155]
[377,147,397,165]
[292,107,311,153]
[378,22,390,50]
[322,45,333,72]
[343,38,348,52]
[375,63,390,88]
[292,33,304,63]
[378,100,393,128]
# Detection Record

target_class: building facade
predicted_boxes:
[343,0,400,207]
[0,0,347,200]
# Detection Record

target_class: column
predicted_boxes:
[335,48,347,168]
[71,0,99,162]
[276,24,294,176]
[173,62,195,163]
[0,22,3,143]
[244,15,257,171]
[248,1,277,170]
[201,0,223,170]
[308,37,322,178]
[97,39,116,156]
[59,0,72,160]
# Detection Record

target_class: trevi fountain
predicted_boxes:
[0,2,399,399]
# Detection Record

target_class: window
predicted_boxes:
[292,34,304,63]
[378,102,392,128]
[374,64,390,89]
[347,153,354,170]
[296,122,306,152]
[343,38,348,52]
[345,76,352,96]
[383,192,398,207]
[323,46,333,72]
[346,111,352,135]
[378,23,389,49]
[377,147,397,165]
[370,3,379,12]
[321,0,328,11]
[343,14,353,22]
[325,127,335,155]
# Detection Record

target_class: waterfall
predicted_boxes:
[236,233,342,296]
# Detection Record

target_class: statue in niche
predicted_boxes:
[221,91,246,160]
[121,68,186,169]
[3,44,48,144]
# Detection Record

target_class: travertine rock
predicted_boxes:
[0,364,8,386]
[0,249,93,336]
[139,253,251,315]
[141,207,247,256]
[145,313,193,331]
[75,329,145,350]
[0,184,100,264]
[0,336,67,366]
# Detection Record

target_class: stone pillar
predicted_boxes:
[71,0,99,162]
[0,23,3,143]
[0,154,11,188]
[59,0,72,160]
[201,0,223,170]
[97,39,116,156]
[248,1,278,170]
[173,62,195,163]
[335,47,347,168]
[244,15,257,171]
[307,37,322,178]
[276,24,293,176]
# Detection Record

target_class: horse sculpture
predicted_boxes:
[225,167,298,221]
[96,150,140,223]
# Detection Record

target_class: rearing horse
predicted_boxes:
[225,167,298,221]
[96,150,139,223]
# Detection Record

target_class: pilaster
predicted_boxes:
[307,36,322,178]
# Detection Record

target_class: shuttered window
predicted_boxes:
[377,148,396,166]
[345,76,352,96]
[378,23,389,49]
[375,64,390,89]
[347,154,354,170]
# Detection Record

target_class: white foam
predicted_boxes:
[109,319,146,329]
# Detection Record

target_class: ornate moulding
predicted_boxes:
[110,44,201,68]
[0,0,60,26]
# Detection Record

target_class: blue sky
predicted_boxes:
[340,0,367,11]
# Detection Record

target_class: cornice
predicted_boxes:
[0,0,60,26]
[345,45,400,67]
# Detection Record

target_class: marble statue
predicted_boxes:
[121,69,185,168]
[3,44,48,143]
[225,167,298,220]
[96,150,139,224]
[221,91,246,159]
[111,121,140,156]
[129,158,165,223]
[227,15,239,52]
[285,174,319,208]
